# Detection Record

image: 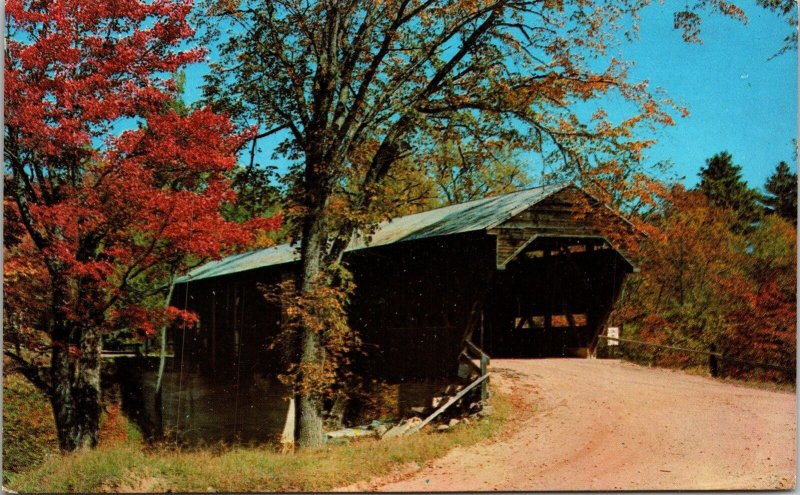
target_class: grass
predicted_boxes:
[6,391,515,493]
[708,370,795,393]
[2,371,59,484]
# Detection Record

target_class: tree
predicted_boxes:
[4,0,280,450]
[200,0,754,447]
[722,215,796,381]
[617,185,796,382]
[222,164,288,247]
[697,151,763,230]
[617,186,746,364]
[763,161,797,224]
[422,128,531,205]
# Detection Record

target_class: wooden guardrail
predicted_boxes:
[404,373,491,436]
[597,335,794,376]
[100,342,144,359]
[406,339,492,436]
[464,339,490,400]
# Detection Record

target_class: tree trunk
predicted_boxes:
[296,389,325,448]
[294,199,329,449]
[49,319,103,451]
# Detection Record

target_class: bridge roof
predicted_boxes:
[177,182,570,283]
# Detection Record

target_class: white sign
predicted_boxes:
[607,326,619,346]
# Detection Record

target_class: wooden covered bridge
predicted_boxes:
[138,183,640,442]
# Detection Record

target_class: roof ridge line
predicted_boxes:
[198,182,566,260]
[178,181,572,283]
[382,181,568,221]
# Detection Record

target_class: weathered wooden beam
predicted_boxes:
[497,233,539,269]
[211,288,217,372]
[404,373,490,436]
[480,354,489,401]
[464,339,490,365]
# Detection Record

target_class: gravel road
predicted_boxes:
[353,358,796,491]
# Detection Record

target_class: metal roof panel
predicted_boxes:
[177,182,569,283]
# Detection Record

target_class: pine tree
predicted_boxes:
[764,161,797,224]
[697,152,763,230]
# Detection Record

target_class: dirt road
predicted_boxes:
[355,359,796,491]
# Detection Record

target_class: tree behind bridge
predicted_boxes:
[697,151,764,231]
[200,0,759,448]
[763,161,797,224]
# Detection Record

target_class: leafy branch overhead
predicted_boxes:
[201,0,715,244]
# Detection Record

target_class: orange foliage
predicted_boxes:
[98,403,130,447]
[617,186,796,382]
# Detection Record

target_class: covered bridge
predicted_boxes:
[143,182,640,442]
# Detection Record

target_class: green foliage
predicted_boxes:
[6,391,514,493]
[422,133,531,206]
[222,165,282,223]
[164,70,190,116]
[747,214,796,275]
[2,371,59,482]
[221,164,290,248]
[763,161,797,224]
[697,151,764,231]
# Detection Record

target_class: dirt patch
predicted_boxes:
[360,359,796,491]
[335,461,422,492]
[101,472,164,493]
[336,371,535,493]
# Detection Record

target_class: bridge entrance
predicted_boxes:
[481,236,632,358]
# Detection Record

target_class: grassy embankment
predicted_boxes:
[4,372,516,493]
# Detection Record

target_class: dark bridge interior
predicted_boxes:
[482,236,630,358]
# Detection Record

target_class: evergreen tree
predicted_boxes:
[697,152,763,230]
[764,161,797,224]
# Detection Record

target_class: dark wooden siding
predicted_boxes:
[347,232,496,379]
[152,187,638,443]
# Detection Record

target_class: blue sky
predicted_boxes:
[183,1,796,191]
[616,1,797,190]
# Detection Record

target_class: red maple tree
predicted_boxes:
[4,0,279,450]
[721,216,796,381]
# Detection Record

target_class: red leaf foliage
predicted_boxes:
[4,0,280,344]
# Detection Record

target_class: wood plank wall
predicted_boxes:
[156,187,638,442]
[492,185,640,268]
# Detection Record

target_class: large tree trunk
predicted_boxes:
[49,307,103,451]
[294,199,329,448]
[296,320,325,447]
